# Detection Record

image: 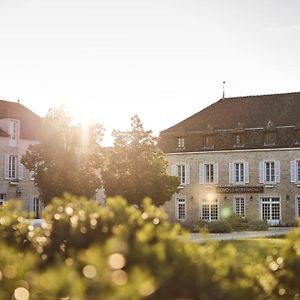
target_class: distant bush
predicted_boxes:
[208,220,232,233]
[0,196,299,299]
[247,219,269,231]
[226,213,248,231]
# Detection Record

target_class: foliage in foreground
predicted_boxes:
[0,196,299,300]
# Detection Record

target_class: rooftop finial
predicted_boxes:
[17,98,20,103]
[222,81,226,99]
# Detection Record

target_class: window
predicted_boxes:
[9,155,17,179]
[4,154,24,180]
[171,164,190,185]
[229,162,249,184]
[176,197,186,221]
[233,133,244,147]
[234,197,245,217]
[203,135,214,148]
[199,162,218,185]
[30,171,35,181]
[177,137,185,149]
[290,160,300,184]
[205,164,214,183]
[265,162,275,182]
[261,197,280,225]
[177,165,186,184]
[200,199,219,221]
[296,197,300,218]
[259,161,280,184]
[9,121,18,147]
[264,131,276,146]
[33,198,43,219]
[0,194,6,207]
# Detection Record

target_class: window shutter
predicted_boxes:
[171,164,177,176]
[4,154,9,179]
[214,162,219,184]
[259,162,264,184]
[275,161,280,183]
[229,162,234,184]
[18,157,24,180]
[244,162,249,183]
[291,160,296,183]
[185,164,190,184]
[199,163,204,184]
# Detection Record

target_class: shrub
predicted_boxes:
[0,195,299,299]
[247,219,269,231]
[208,220,232,233]
[226,213,248,231]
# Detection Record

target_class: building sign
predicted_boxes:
[216,186,264,194]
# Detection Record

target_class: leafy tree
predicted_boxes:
[102,115,179,206]
[22,107,104,205]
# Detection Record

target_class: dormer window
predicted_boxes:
[177,137,185,149]
[233,133,244,148]
[9,120,18,147]
[264,131,276,146]
[264,120,276,146]
[204,135,214,149]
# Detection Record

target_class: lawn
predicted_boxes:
[219,236,288,262]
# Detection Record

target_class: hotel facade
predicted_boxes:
[0,100,41,217]
[159,92,300,225]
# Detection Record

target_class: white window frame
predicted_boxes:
[9,120,18,147]
[199,162,218,185]
[259,160,280,185]
[171,163,190,185]
[229,161,249,185]
[177,137,185,149]
[0,194,6,207]
[176,196,186,221]
[234,196,245,217]
[296,196,300,219]
[260,196,281,225]
[8,155,18,179]
[290,160,300,184]
[199,199,219,221]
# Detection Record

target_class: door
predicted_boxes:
[261,197,281,225]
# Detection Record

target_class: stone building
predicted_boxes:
[0,100,41,217]
[159,92,300,225]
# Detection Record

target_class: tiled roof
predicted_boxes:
[161,92,300,134]
[0,100,40,140]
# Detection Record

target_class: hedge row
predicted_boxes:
[0,196,299,299]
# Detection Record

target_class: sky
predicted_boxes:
[0,0,300,145]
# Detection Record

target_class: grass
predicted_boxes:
[219,236,288,262]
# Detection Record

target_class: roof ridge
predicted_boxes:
[223,91,300,101]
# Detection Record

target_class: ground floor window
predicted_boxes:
[0,194,6,207]
[234,197,245,217]
[296,197,300,218]
[176,197,186,221]
[261,197,281,225]
[33,198,43,219]
[200,200,219,221]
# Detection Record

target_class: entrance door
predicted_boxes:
[261,197,281,225]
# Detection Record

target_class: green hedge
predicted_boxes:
[0,195,299,299]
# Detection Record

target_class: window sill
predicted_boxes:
[9,181,19,186]
[264,184,275,188]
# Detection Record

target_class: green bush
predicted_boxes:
[226,213,248,231]
[248,219,269,231]
[208,220,232,233]
[0,195,299,299]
